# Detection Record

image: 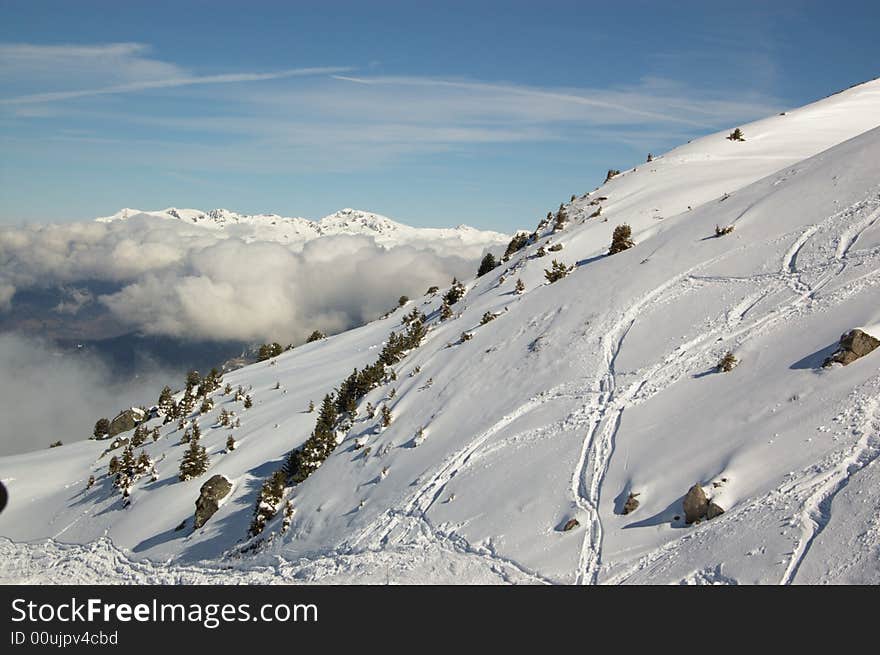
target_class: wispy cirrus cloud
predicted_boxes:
[0,42,352,105]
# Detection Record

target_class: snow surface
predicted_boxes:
[2,79,880,584]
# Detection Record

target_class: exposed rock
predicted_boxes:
[683,484,709,524]
[562,518,580,532]
[707,502,725,520]
[107,408,145,437]
[622,492,640,515]
[823,329,880,367]
[193,475,233,529]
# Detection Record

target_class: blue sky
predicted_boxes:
[1,0,878,231]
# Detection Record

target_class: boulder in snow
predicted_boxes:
[707,502,725,520]
[107,408,144,437]
[193,475,233,529]
[561,518,580,532]
[823,329,880,367]
[683,484,708,524]
[623,492,640,515]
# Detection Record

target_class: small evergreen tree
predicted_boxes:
[544,259,573,283]
[158,385,174,417]
[502,232,530,260]
[425,285,440,295]
[398,295,409,307]
[727,128,745,141]
[151,427,161,442]
[93,418,110,439]
[481,311,497,325]
[308,400,315,413]
[477,252,497,277]
[515,278,525,294]
[86,475,95,490]
[248,470,286,537]
[381,405,393,427]
[306,330,326,343]
[605,169,621,183]
[243,395,253,409]
[281,500,295,534]
[443,278,466,305]
[440,301,453,321]
[223,382,233,395]
[366,402,376,419]
[609,224,635,254]
[226,435,237,452]
[49,440,62,448]
[178,438,209,481]
[108,455,120,476]
[717,352,738,372]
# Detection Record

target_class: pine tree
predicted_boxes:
[151,427,160,442]
[477,252,497,277]
[515,278,525,294]
[158,385,174,418]
[308,400,315,413]
[223,382,233,395]
[481,311,497,325]
[381,405,393,427]
[185,370,201,394]
[281,500,295,534]
[398,295,409,307]
[108,455,120,476]
[306,330,326,343]
[191,422,202,442]
[366,402,376,419]
[443,278,466,305]
[243,395,253,409]
[93,418,110,439]
[178,438,209,481]
[727,128,745,142]
[248,470,286,537]
[717,352,738,372]
[131,424,147,447]
[180,427,191,445]
[200,396,213,414]
[544,259,573,283]
[226,435,237,452]
[609,224,635,255]
[86,475,95,490]
[440,301,453,321]
[503,232,530,260]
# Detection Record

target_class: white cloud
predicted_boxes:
[0,332,173,455]
[0,216,506,343]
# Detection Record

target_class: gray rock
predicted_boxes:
[683,484,708,524]
[193,475,233,529]
[707,502,725,520]
[823,329,880,367]
[107,408,144,437]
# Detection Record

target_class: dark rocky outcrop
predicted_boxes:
[562,518,580,532]
[623,492,640,515]
[107,408,145,437]
[823,329,880,367]
[193,475,233,529]
[682,484,709,524]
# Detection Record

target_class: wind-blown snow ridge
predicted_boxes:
[3,78,880,584]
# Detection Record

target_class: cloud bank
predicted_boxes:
[0,215,506,343]
[0,332,172,456]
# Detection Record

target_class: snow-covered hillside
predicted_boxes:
[97,206,508,254]
[2,79,880,585]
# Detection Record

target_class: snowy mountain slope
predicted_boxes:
[96,206,508,254]
[2,79,880,584]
